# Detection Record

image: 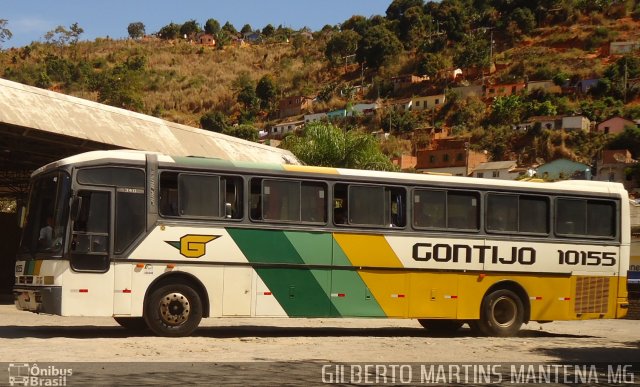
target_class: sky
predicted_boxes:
[2,0,392,49]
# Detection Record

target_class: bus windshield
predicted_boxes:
[19,171,71,257]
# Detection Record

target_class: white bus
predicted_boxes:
[14,150,630,336]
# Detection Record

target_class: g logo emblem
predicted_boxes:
[166,235,219,258]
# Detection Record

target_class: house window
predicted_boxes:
[456,153,464,161]
[608,172,615,181]
[443,154,450,162]
[477,172,484,178]
[492,171,500,178]
[429,155,436,163]
[604,127,610,134]
[435,99,440,105]
[415,101,420,107]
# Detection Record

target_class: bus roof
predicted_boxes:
[35,150,627,197]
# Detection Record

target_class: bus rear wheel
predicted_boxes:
[144,283,202,337]
[418,319,464,334]
[477,289,524,337]
[114,317,148,331]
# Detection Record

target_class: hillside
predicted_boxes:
[1,0,640,170]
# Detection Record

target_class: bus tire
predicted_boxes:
[114,317,148,331]
[417,319,464,333]
[144,283,202,337]
[477,289,524,337]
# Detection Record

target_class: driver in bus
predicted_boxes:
[38,216,54,247]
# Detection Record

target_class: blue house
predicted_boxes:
[535,159,592,180]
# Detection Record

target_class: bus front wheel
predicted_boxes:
[144,283,203,337]
[477,289,524,337]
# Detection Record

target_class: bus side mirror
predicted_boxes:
[70,196,83,221]
[17,206,26,228]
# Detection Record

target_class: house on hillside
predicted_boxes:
[535,159,592,180]
[389,98,413,112]
[327,109,347,120]
[278,96,313,118]
[391,75,428,91]
[412,94,445,111]
[575,78,600,94]
[483,82,526,99]
[610,41,640,55]
[450,85,484,99]
[526,80,562,94]
[415,138,488,176]
[562,116,590,132]
[304,112,328,123]
[515,116,562,132]
[594,149,637,191]
[349,102,379,116]
[471,160,519,180]
[196,33,215,46]
[270,120,304,138]
[595,116,637,135]
[243,31,262,43]
[391,154,417,171]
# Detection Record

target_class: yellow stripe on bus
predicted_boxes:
[334,234,407,317]
[34,260,43,276]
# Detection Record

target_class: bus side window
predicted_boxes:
[159,172,178,216]
[250,179,262,220]
[333,184,348,225]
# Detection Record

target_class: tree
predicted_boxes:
[0,19,13,48]
[256,75,278,110]
[204,18,220,35]
[92,55,146,111]
[222,21,238,35]
[281,122,395,171]
[44,22,84,47]
[200,111,228,132]
[386,0,425,21]
[340,15,370,36]
[127,22,146,39]
[324,30,360,66]
[223,125,259,141]
[240,24,253,35]
[262,24,275,37]
[356,25,403,69]
[158,23,181,40]
[180,19,201,38]
[489,95,523,125]
[453,33,490,70]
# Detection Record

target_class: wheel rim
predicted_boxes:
[159,292,190,326]
[491,296,517,327]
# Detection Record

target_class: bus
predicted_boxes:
[14,150,630,337]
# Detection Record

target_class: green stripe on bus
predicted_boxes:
[26,260,35,275]
[227,229,332,317]
[330,238,386,317]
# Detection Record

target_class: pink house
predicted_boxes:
[596,117,637,135]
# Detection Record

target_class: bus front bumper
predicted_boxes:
[13,286,62,315]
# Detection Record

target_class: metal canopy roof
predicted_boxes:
[0,78,299,198]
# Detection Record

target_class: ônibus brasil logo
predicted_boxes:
[8,363,72,386]
[165,234,220,258]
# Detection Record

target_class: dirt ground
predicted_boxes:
[0,303,638,364]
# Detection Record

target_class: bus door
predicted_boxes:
[65,188,115,315]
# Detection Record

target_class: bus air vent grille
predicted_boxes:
[575,277,609,314]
